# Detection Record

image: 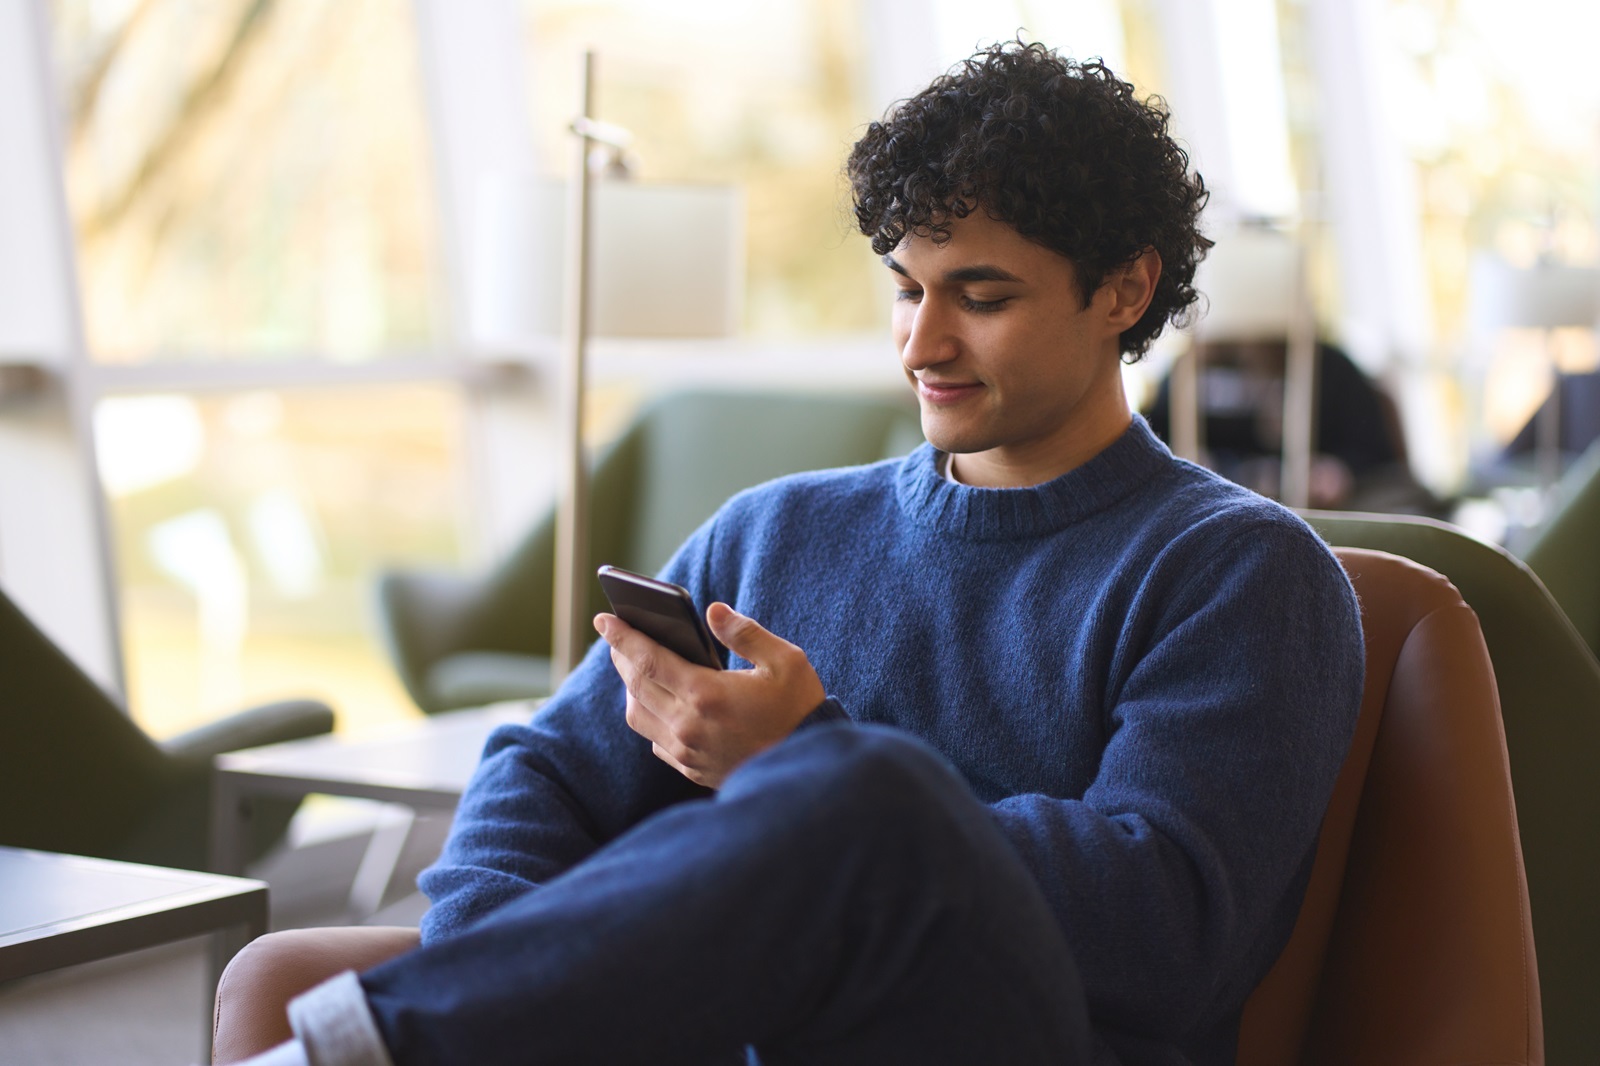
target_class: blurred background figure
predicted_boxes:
[1144,336,1437,513]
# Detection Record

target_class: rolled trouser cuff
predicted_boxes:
[288,970,396,1066]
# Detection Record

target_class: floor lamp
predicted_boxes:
[1181,223,1318,507]
[538,52,743,682]
[551,50,601,684]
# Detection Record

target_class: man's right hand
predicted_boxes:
[596,603,825,789]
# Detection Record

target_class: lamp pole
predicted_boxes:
[551,51,597,683]
[1281,214,1319,510]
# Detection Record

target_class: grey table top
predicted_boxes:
[0,846,267,982]
[213,702,535,807]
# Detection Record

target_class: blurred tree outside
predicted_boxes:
[1383,0,1600,458]
[52,0,443,361]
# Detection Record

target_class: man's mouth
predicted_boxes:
[915,378,983,404]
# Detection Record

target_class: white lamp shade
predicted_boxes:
[470,173,745,350]
[1191,227,1302,342]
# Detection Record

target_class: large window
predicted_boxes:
[49,0,465,736]
[51,0,444,361]
[1384,0,1600,339]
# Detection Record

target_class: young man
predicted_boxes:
[244,41,1363,1066]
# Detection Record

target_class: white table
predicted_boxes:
[208,704,533,916]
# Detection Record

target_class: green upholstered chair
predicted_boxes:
[377,389,922,716]
[1302,509,1600,1064]
[0,584,335,872]
[1519,436,1600,661]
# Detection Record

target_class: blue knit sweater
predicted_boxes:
[418,416,1365,1064]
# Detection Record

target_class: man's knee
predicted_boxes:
[723,724,984,848]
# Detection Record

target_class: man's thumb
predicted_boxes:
[706,602,775,662]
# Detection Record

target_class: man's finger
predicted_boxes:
[624,693,667,742]
[610,646,679,718]
[650,741,705,785]
[597,612,697,691]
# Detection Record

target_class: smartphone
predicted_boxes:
[596,565,724,670]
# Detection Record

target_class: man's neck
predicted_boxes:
[949,408,1133,488]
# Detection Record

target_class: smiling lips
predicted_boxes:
[915,378,983,404]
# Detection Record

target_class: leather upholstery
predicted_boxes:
[212,549,1543,1064]
[1302,510,1597,1062]
[1239,547,1542,1064]
[213,926,420,1063]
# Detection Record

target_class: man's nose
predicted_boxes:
[899,302,958,370]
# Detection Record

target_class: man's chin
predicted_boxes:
[919,426,990,459]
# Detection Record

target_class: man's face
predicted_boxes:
[885,210,1136,488]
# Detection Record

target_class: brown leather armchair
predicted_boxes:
[1237,547,1541,1064]
[212,548,1542,1064]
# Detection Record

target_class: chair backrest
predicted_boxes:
[0,583,173,858]
[1300,511,1599,1063]
[594,389,923,581]
[1238,548,1542,1065]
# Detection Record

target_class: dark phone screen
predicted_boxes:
[597,566,724,670]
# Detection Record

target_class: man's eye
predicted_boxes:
[961,296,1010,313]
[894,289,923,302]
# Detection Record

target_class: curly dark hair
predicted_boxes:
[847,40,1211,360]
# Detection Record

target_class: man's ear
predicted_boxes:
[1102,249,1162,332]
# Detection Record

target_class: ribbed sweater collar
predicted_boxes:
[894,415,1175,540]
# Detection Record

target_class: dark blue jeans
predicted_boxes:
[360,723,1093,1065]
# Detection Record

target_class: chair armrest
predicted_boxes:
[162,699,335,761]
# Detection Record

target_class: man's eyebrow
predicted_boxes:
[945,265,1024,283]
[879,256,1023,285]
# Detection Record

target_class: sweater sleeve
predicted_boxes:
[988,518,1364,1040]
[416,520,725,943]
